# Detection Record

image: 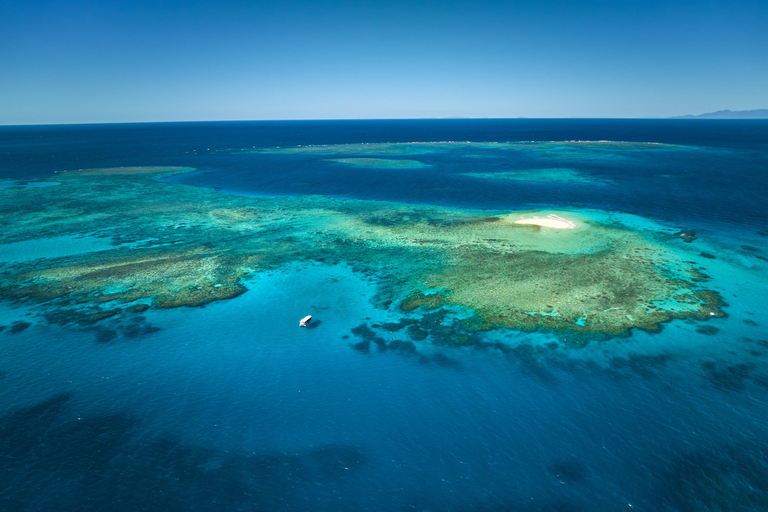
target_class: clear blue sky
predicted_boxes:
[1,0,766,124]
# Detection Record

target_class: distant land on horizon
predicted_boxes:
[670,109,768,119]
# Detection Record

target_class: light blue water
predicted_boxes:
[0,234,116,263]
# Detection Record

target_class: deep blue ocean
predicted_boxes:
[1,120,768,511]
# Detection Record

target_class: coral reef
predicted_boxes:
[0,163,726,341]
[326,158,429,168]
[463,168,607,184]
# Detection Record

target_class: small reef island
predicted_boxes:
[513,214,576,229]
[0,143,726,347]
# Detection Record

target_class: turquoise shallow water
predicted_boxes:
[0,235,116,263]
[1,120,768,511]
[0,180,60,190]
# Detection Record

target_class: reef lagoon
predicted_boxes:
[1,119,768,511]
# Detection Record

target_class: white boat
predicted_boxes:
[299,315,312,327]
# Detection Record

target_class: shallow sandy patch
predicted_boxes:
[514,216,575,229]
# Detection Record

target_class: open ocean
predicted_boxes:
[1,119,768,511]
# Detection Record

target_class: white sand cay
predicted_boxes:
[514,215,576,229]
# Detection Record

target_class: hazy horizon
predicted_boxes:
[2,0,766,125]
[4,114,768,128]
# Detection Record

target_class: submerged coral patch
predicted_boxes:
[400,292,447,311]
[660,444,768,511]
[326,158,429,169]
[463,168,608,184]
[248,143,438,156]
[0,180,60,189]
[328,158,429,169]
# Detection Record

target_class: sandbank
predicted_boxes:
[514,217,575,229]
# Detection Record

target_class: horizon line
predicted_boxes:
[4,116,768,128]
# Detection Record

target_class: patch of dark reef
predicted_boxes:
[547,458,589,485]
[382,308,486,348]
[89,315,161,343]
[657,444,768,512]
[352,310,688,384]
[608,353,672,379]
[427,351,462,368]
[351,314,574,380]
[744,336,768,348]
[673,229,697,243]
[689,268,711,282]
[695,325,720,335]
[349,318,471,369]
[44,305,124,326]
[380,318,418,331]
[7,321,31,334]
[388,339,417,354]
[701,361,759,391]
[400,291,448,312]
[0,392,368,512]
[350,323,387,352]
[505,342,560,384]
[361,209,475,230]
[40,304,161,343]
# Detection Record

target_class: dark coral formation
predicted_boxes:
[349,315,475,367]
[8,321,31,334]
[400,291,447,311]
[659,444,768,511]
[701,361,758,391]
[609,353,671,378]
[674,229,697,243]
[0,392,367,511]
